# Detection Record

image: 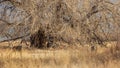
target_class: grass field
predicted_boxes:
[0,41,120,68]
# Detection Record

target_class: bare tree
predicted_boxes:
[0,0,119,48]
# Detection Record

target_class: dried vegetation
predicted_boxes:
[0,0,120,68]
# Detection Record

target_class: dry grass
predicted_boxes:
[0,0,120,68]
[0,42,120,68]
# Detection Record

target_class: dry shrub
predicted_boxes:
[30,28,47,48]
[116,41,120,50]
[0,0,120,48]
[30,26,56,48]
[28,0,120,47]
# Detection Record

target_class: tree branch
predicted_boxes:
[0,33,30,43]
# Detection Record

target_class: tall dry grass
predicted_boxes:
[0,41,119,68]
[0,41,120,68]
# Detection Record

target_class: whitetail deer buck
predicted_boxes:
[12,45,22,51]
[20,36,30,47]
[12,36,30,51]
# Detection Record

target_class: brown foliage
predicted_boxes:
[30,29,47,48]
[0,0,120,48]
